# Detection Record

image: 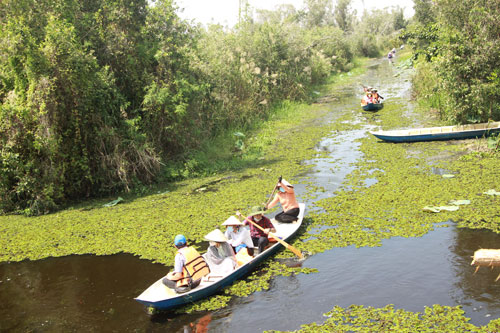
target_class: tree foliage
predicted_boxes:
[406,0,500,123]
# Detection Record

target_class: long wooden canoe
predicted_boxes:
[362,103,384,112]
[135,203,306,311]
[370,121,500,143]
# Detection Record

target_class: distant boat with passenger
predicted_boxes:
[135,203,306,311]
[360,85,384,112]
[370,121,500,143]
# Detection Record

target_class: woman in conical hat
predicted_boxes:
[204,229,237,274]
[222,216,254,256]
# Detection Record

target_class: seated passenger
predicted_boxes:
[204,229,237,275]
[370,89,379,103]
[362,93,373,106]
[162,234,210,293]
[222,215,254,256]
[240,206,276,255]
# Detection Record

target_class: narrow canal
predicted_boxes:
[1,57,499,332]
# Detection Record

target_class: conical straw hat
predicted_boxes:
[204,229,228,242]
[222,216,244,226]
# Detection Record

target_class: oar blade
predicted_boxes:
[273,234,303,259]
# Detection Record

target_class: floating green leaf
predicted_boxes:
[449,200,470,205]
[423,206,441,213]
[423,205,459,213]
[103,197,124,207]
[483,189,500,196]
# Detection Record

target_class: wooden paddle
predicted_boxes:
[238,213,303,259]
[264,175,282,208]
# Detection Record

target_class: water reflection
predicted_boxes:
[0,254,186,332]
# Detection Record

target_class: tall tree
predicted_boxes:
[333,0,355,32]
[413,0,436,26]
[303,0,334,27]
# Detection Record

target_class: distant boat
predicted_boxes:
[362,103,384,112]
[135,203,306,311]
[370,122,500,143]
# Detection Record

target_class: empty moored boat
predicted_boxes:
[370,122,500,143]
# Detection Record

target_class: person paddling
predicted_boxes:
[162,234,210,293]
[265,179,300,223]
[238,206,276,255]
[371,89,383,103]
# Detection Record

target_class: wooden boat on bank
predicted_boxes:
[135,203,306,311]
[362,103,384,112]
[370,121,500,143]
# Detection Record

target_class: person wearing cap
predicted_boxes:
[222,216,254,256]
[204,229,237,274]
[265,179,300,223]
[162,234,210,293]
[241,206,276,254]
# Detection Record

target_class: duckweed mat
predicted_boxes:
[265,304,500,332]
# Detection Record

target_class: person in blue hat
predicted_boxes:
[162,234,210,293]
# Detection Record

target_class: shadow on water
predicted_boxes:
[0,254,210,332]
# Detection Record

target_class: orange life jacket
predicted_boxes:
[176,246,210,287]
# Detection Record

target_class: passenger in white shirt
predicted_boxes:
[222,216,254,256]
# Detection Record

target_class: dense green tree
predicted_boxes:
[0,0,160,214]
[433,0,500,122]
[408,0,500,123]
[413,0,436,26]
[392,7,408,31]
